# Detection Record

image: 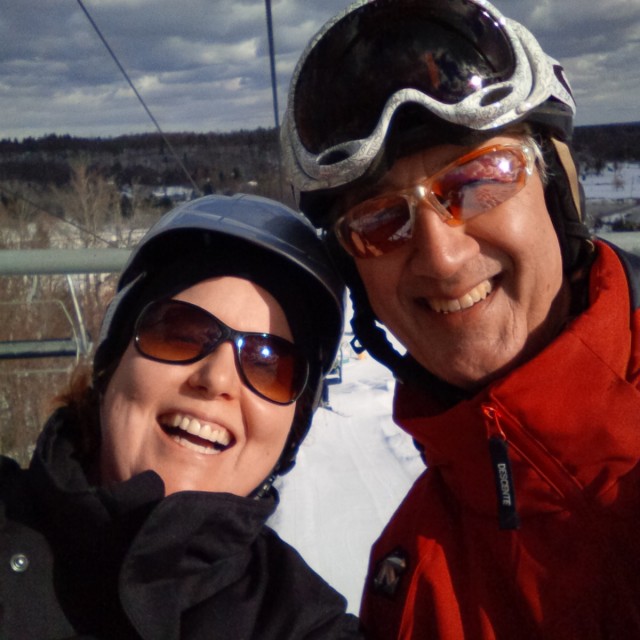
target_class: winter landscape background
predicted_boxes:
[0,146,638,616]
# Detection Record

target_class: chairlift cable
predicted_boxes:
[264,0,284,200]
[264,0,280,130]
[75,0,201,197]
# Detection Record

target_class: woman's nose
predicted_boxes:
[407,202,478,279]
[187,341,242,399]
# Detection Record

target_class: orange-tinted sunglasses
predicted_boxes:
[335,143,534,259]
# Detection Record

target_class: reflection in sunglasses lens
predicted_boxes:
[240,336,295,404]
[337,146,530,259]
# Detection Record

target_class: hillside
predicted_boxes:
[0,128,285,207]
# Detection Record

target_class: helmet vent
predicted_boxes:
[317,149,351,166]
[479,86,513,106]
[553,64,573,96]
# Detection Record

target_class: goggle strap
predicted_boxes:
[551,137,582,221]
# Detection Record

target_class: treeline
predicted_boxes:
[0,128,282,201]
[573,122,640,166]
[0,122,638,195]
[0,128,278,157]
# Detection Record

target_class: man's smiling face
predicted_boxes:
[351,135,570,390]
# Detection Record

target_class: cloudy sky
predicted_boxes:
[1,0,638,140]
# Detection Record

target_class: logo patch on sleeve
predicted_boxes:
[372,547,408,597]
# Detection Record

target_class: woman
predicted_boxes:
[0,194,361,639]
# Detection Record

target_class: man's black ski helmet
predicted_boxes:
[281,0,592,383]
[94,193,345,491]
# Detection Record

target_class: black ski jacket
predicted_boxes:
[0,409,362,639]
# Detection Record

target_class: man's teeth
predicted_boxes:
[169,413,232,447]
[428,280,493,314]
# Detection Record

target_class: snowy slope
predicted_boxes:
[581,162,639,200]
[269,347,424,614]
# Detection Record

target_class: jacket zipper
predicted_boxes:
[482,404,520,530]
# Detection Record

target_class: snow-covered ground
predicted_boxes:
[582,161,640,229]
[269,161,640,615]
[270,345,424,614]
[581,162,639,201]
[582,161,640,251]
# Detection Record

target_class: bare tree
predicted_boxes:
[0,168,123,466]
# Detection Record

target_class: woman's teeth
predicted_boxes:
[428,279,493,314]
[162,413,232,454]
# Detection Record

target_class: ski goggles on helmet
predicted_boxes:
[335,143,534,259]
[283,0,574,193]
[134,299,309,405]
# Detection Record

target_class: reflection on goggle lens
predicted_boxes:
[335,144,533,259]
[294,0,515,153]
[134,299,308,404]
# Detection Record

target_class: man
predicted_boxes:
[281,0,640,638]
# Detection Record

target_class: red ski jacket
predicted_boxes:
[360,241,640,639]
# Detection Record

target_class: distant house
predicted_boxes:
[151,186,195,204]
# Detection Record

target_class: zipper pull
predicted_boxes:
[483,404,520,531]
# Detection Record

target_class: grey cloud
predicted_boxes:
[0,0,637,140]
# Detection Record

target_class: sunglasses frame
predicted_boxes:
[334,143,534,259]
[134,299,309,405]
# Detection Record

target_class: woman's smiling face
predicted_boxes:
[98,276,297,496]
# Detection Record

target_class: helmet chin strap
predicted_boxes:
[250,473,279,501]
[249,419,309,501]
[249,377,322,500]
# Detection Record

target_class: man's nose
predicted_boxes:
[406,202,478,279]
